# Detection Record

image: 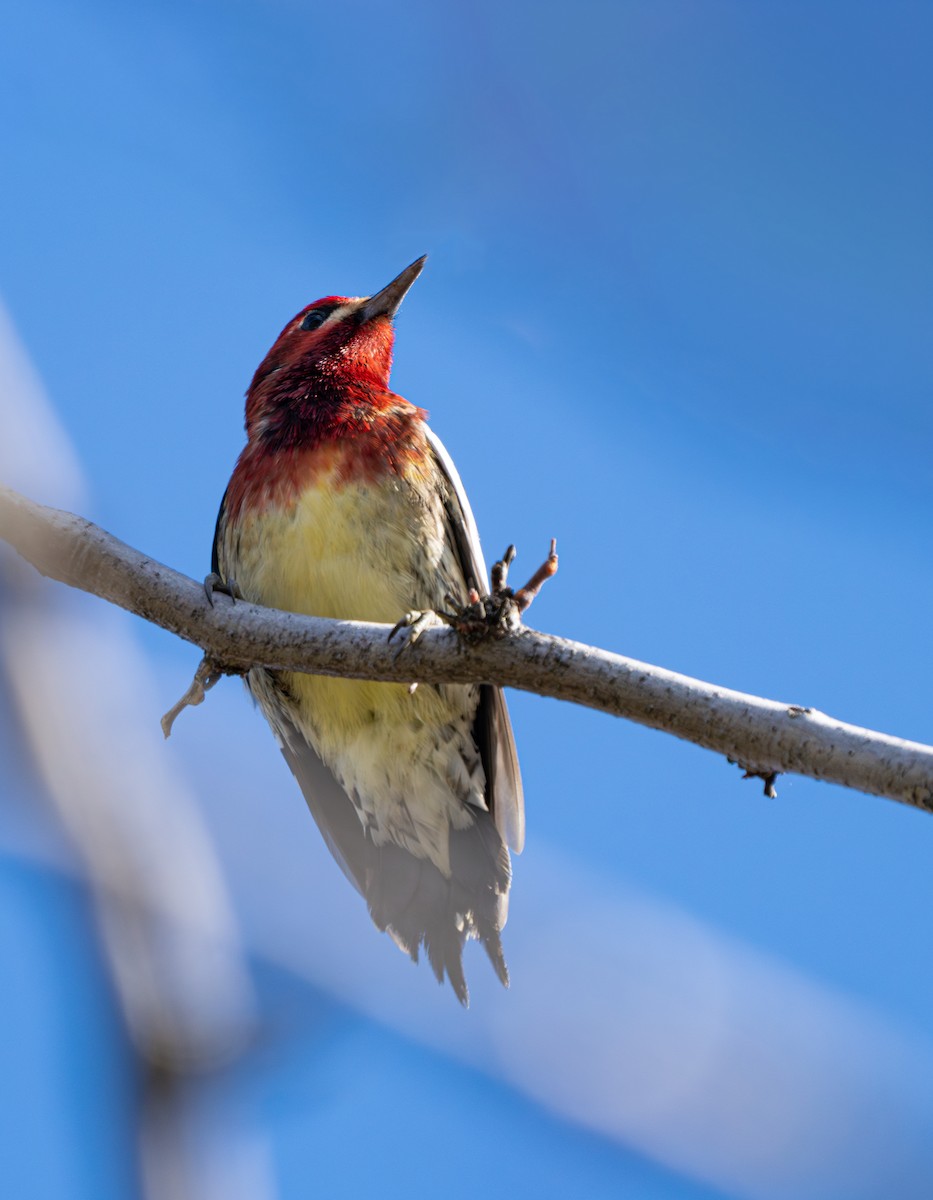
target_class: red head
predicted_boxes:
[245,256,426,438]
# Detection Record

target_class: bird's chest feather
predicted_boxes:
[224,437,484,866]
[228,441,455,622]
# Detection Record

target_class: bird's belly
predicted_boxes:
[235,464,445,621]
[231,461,485,869]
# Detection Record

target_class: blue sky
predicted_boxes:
[2,2,933,1198]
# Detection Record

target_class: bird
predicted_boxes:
[211,256,524,1003]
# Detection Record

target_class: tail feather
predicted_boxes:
[276,712,511,1005]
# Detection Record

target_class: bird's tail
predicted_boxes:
[276,712,512,1005]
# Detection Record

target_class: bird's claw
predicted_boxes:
[204,572,241,606]
[388,610,442,657]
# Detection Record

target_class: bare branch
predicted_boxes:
[512,537,559,613]
[160,655,226,739]
[2,483,932,816]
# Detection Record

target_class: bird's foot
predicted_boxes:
[387,609,444,656]
[204,572,241,606]
[439,539,559,644]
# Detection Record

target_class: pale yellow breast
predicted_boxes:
[229,451,456,739]
[226,452,485,873]
[235,457,445,617]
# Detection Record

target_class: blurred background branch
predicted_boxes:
[0,305,276,1200]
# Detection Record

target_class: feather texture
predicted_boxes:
[214,261,524,1001]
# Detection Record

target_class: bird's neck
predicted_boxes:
[246,362,397,441]
[231,362,429,506]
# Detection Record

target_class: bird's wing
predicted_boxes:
[268,694,510,1005]
[210,488,227,577]
[424,425,526,854]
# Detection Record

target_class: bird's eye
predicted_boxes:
[299,305,336,332]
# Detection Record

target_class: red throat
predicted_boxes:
[229,295,428,523]
[244,300,397,437]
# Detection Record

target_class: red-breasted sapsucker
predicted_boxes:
[212,257,524,1003]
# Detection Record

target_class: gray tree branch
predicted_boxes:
[2,482,931,815]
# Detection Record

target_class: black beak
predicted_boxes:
[360,256,427,322]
